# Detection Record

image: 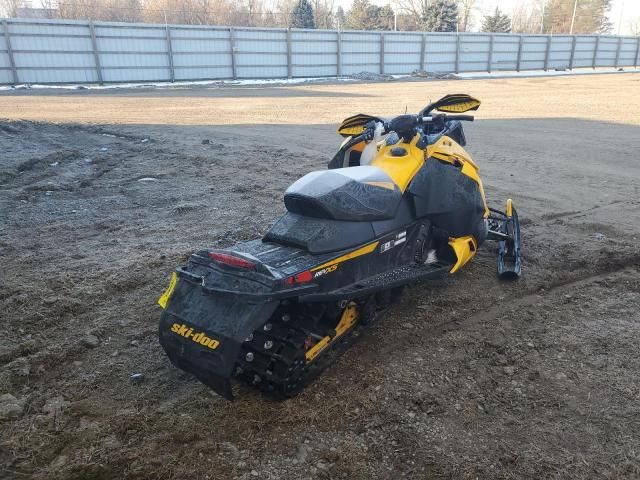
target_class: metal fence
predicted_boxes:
[1,17,639,85]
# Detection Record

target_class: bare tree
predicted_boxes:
[511,0,543,34]
[311,0,335,29]
[629,17,640,36]
[1,0,20,17]
[274,0,298,27]
[457,0,475,32]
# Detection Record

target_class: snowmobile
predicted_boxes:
[157,94,521,400]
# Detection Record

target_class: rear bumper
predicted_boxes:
[159,312,238,399]
[158,278,279,400]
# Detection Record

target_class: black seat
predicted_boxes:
[283,166,402,222]
[264,197,414,254]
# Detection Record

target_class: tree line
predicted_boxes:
[3,0,621,35]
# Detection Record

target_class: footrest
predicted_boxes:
[301,262,451,302]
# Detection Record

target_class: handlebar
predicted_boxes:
[342,112,474,151]
[435,114,474,122]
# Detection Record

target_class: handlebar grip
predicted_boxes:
[446,115,474,122]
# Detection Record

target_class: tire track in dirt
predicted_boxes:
[339,252,640,372]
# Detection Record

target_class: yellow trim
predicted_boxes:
[448,236,478,274]
[305,302,359,362]
[311,241,379,272]
[338,125,366,136]
[334,302,359,337]
[437,99,481,113]
[506,198,513,218]
[371,133,425,192]
[305,336,331,362]
[365,181,396,190]
[157,272,177,309]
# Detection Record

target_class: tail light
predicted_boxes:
[283,270,313,285]
[208,252,256,270]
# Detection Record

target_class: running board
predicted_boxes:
[300,262,451,302]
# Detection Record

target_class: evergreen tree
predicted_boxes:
[346,0,396,30]
[291,0,315,29]
[481,6,511,33]
[335,5,346,29]
[346,0,380,30]
[542,0,612,34]
[422,0,458,32]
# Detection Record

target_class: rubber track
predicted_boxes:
[233,304,367,399]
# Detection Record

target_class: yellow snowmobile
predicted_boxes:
[157,94,521,400]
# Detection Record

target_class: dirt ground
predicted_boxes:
[1,73,640,480]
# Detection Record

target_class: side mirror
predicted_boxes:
[422,94,481,115]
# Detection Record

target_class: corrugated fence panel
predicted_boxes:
[384,32,422,74]
[491,34,519,71]
[0,28,13,83]
[341,31,381,75]
[94,22,169,82]
[425,33,457,72]
[573,36,597,68]
[520,35,548,70]
[8,20,97,83]
[595,36,619,66]
[291,29,337,77]
[0,18,638,85]
[170,26,233,80]
[547,35,572,69]
[234,28,287,78]
[459,34,490,72]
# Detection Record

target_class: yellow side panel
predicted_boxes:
[371,134,425,192]
[157,272,177,309]
[448,236,478,274]
[427,136,478,169]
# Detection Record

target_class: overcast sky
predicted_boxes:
[334,0,640,35]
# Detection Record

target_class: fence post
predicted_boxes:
[420,33,426,72]
[543,35,551,71]
[592,35,600,69]
[635,37,640,69]
[88,21,103,85]
[2,19,18,85]
[229,27,237,80]
[455,33,460,73]
[568,35,576,70]
[336,30,341,77]
[487,34,494,73]
[165,23,175,82]
[614,36,622,68]
[286,28,292,79]
[379,32,385,74]
[516,35,523,72]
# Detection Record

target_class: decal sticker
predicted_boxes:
[171,323,220,350]
[380,231,407,253]
[313,264,339,278]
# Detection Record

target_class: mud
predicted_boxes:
[1,74,640,479]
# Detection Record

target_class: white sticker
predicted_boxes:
[380,231,407,253]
